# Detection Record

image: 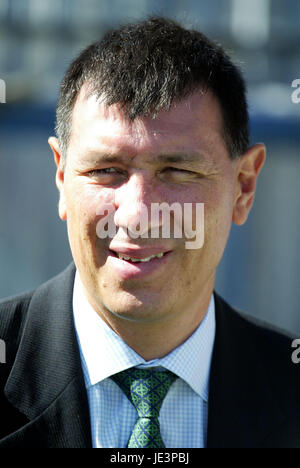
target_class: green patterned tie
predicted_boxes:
[111,367,177,448]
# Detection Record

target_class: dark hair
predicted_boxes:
[55,16,249,162]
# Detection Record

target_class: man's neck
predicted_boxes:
[82,281,214,361]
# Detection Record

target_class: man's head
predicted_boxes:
[49,17,265,357]
[55,16,249,166]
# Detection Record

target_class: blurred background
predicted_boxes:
[0,0,299,333]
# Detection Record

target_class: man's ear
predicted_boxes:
[48,136,67,221]
[232,143,266,226]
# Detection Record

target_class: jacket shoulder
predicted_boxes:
[215,293,300,412]
[225,297,297,352]
[0,264,76,348]
[0,291,34,349]
[215,292,296,343]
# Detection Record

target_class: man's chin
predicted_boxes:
[100,294,170,325]
[103,303,162,324]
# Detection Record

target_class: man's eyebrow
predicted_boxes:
[154,153,206,164]
[83,151,121,163]
[84,150,212,166]
[96,154,120,163]
[154,153,218,170]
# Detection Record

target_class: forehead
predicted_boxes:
[69,84,227,160]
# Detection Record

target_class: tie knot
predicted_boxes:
[111,367,177,418]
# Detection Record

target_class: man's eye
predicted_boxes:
[164,167,195,176]
[89,168,119,175]
[88,168,126,179]
[87,168,126,184]
[166,167,190,173]
[160,167,201,183]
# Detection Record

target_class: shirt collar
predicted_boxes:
[73,271,215,402]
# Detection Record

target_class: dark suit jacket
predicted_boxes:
[0,263,300,448]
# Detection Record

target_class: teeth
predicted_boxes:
[118,252,165,263]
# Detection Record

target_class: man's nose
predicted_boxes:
[113,174,160,236]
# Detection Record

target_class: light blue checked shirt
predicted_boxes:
[73,271,216,448]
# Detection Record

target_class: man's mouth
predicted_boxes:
[107,245,172,279]
[115,252,165,263]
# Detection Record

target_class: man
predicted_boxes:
[0,17,299,449]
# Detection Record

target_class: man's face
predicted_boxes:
[50,86,263,327]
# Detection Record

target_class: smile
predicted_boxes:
[117,252,165,263]
[107,249,172,280]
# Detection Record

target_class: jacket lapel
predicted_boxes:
[207,293,285,448]
[2,263,92,448]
